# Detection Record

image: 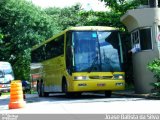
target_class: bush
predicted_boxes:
[148,59,160,95]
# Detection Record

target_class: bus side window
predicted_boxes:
[45,35,64,60]
[32,46,46,63]
[66,31,72,74]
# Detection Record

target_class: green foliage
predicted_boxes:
[0,0,60,80]
[148,59,160,95]
[0,32,4,44]
[80,11,125,30]
[0,28,4,44]
[45,4,85,30]
[13,49,31,80]
[101,0,148,13]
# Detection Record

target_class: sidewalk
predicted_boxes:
[113,90,160,99]
[1,90,160,99]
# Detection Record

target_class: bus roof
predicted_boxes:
[0,61,11,65]
[0,62,12,70]
[68,26,118,31]
[32,26,119,51]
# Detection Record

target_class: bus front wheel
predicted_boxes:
[104,91,112,98]
[62,80,73,98]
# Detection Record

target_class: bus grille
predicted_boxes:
[89,76,113,79]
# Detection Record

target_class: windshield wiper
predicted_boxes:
[88,56,98,73]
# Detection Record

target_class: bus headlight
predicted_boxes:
[113,74,124,80]
[74,76,89,80]
[118,76,123,79]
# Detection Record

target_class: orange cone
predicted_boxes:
[8,80,26,109]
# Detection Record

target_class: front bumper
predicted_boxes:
[68,80,125,92]
[0,84,10,92]
[0,88,10,92]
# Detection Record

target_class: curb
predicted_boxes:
[112,92,160,100]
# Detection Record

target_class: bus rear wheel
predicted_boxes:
[37,81,49,97]
[104,91,112,98]
[41,83,49,97]
[37,82,42,97]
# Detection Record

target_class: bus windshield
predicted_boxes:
[73,31,122,72]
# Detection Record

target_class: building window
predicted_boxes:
[139,28,152,50]
[131,27,152,53]
[131,30,140,53]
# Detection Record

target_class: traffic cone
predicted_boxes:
[8,80,26,109]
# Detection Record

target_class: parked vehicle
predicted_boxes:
[0,62,14,95]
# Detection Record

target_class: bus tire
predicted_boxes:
[74,92,82,97]
[37,82,42,97]
[36,80,39,92]
[104,91,112,98]
[41,83,49,97]
[62,80,73,98]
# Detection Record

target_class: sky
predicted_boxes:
[28,0,107,11]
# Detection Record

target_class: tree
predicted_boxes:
[0,0,60,80]
[101,0,148,14]
[80,11,125,29]
[45,4,86,30]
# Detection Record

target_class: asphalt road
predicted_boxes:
[0,93,160,114]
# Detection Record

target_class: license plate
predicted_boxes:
[97,83,105,86]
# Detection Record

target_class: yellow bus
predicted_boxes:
[31,26,125,97]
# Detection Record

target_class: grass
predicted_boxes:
[0,89,37,96]
[2,92,10,96]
